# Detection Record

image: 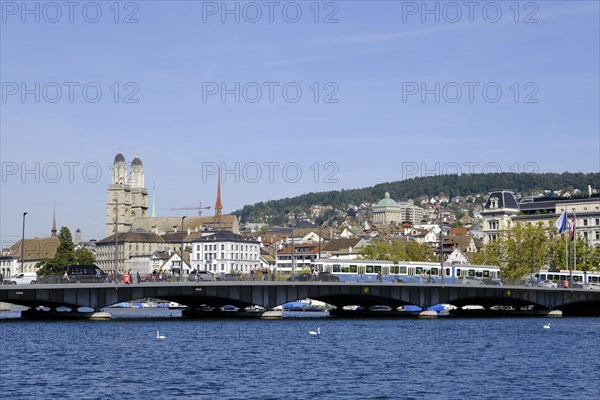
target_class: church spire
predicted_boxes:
[215,168,222,220]
[51,202,57,236]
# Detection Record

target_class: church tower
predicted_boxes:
[215,169,223,220]
[130,154,149,220]
[51,203,57,237]
[106,151,132,236]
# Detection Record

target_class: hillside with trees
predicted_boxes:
[234,172,599,224]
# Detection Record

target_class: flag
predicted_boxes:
[570,212,576,241]
[554,210,567,233]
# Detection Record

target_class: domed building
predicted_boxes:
[372,192,425,224]
[372,192,403,224]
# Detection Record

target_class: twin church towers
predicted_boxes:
[105,151,227,237]
[105,152,149,236]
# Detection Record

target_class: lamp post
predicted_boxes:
[438,206,444,284]
[531,237,535,281]
[114,199,119,284]
[318,220,323,260]
[21,212,28,274]
[181,216,187,282]
[290,207,295,281]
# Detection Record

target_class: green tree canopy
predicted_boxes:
[472,221,600,279]
[359,239,436,262]
[37,227,86,276]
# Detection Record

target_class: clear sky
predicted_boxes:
[1,0,599,244]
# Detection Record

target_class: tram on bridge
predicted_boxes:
[315,259,500,284]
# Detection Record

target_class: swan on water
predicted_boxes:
[543,323,550,329]
[309,328,321,335]
[156,330,167,340]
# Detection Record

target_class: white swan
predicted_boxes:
[156,330,166,340]
[309,327,321,336]
[543,323,550,329]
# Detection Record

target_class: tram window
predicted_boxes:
[374,266,381,273]
[349,265,357,273]
[431,268,439,276]
[468,270,475,277]
[366,265,374,273]
[560,275,566,281]
[416,267,423,274]
[316,264,323,272]
[539,274,546,280]
[483,271,489,278]
[476,271,483,278]
[591,276,599,283]
[390,266,399,274]
[341,266,349,273]
[400,266,407,274]
[333,265,341,273]
[456,269,461,277]
[445,268,451,276]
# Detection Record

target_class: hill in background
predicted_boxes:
[233,172,599,224]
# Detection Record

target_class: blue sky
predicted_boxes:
[1,0,599,244]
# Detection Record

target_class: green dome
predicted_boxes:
[376,192,398,208]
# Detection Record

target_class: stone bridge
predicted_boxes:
[1,282,599,316]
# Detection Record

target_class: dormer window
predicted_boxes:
[490,197,499,209]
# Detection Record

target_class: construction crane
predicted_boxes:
[170,202,211,216]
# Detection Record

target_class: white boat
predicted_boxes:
[278,300,330,318]
[168,302,186,309]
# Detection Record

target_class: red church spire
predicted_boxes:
[215,168,222,220]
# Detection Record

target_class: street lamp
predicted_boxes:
[180,216,187,281]
[290,207,295,281]
[21,212,28,274]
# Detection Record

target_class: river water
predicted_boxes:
[1,310,599,399]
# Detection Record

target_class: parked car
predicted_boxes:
[458,277,486,286]
[66,264,108,283]
[188,271,222,281]
[587,283,600,290]
[287,273,340,282]
[537,280,557,288]
[5,272,37,284]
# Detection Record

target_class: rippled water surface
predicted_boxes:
[1,313,599,399]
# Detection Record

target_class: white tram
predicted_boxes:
[535,270,600,287]
[315,259,500,284]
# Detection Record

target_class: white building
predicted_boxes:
[372,192,424,224]
[481,190,600,247]
[190,231,261,274]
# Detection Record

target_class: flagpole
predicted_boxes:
[565,228,569,276]
[573,215,577,276]
[568,213,575,287]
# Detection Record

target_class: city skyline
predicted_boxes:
[1,1,599,243]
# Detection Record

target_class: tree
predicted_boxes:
[472,221,600,279]
[359,239,435,262]
[75,248,95,265]
[37,227,77,276]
